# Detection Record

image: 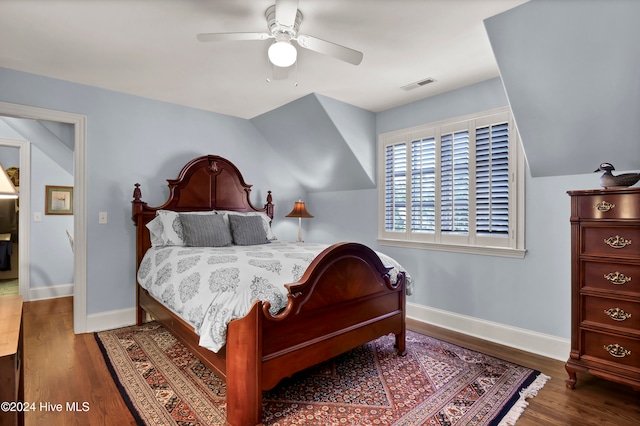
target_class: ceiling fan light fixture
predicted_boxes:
[268,40,297,67]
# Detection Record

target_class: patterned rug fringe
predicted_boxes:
[498,373,551,426]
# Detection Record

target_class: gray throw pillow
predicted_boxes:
[180,213,232,247]
[228,214,268,245]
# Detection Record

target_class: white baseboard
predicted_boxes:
[27,285,136,333]
[407,302,570,361]
[51,296,570,359]
[29,283,74,301]
[86,307,137,333]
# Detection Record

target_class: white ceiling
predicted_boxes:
[0,0,528,119]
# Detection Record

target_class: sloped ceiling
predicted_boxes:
[251,93,376,192]
[0,117,74,174]
[485,0,640,177]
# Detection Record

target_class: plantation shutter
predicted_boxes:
[379,107,523,256]
[385,142,407,231]
[441,131,469,234]
[475,122,509,235]
[411,137,436,232]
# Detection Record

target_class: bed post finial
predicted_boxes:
[133,183,142,201]
[132,183,148,224]
[265,190,274,219]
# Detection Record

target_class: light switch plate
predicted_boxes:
[99,212,107,224]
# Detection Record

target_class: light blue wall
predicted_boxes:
[307,78,602,339]
[0,67,600,340]
[0,13,625,342]
[30,145,74,287]
[0,144,19,166]
[0,67,305,314]
[376,78,509,134]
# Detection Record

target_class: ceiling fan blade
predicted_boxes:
[295,35,363,65]
[275,0,299,28]
[197,32,271,42]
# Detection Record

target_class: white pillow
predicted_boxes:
[216,210,276,240]
[145,216,165,247]
[155,210,184,245]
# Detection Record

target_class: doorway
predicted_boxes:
[0,144,19,297]
[0,101,88,334]
[0,140,29,299]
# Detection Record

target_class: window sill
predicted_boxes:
[377,238,527,259]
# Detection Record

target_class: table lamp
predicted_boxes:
[285,200,313,242]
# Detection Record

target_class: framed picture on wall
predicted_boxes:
[45,185,73,215]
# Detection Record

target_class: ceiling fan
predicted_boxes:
[197,0,364,68]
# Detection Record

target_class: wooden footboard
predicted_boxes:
[225,242,406,425]
[263,242,406,387]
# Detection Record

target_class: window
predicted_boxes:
[378,107,525,258]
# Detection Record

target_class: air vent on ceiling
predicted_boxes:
[401,77,436,91]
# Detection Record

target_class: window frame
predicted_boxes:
[377,107,526,258]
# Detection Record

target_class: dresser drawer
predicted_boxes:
[582,261,640,294]
[582,295,640,331]
[582,330,640,370]
[576,191,640,220]
[582,226,640,258]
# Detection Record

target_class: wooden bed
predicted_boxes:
[131,154,407,426]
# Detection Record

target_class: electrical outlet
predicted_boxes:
[99,212,108,224]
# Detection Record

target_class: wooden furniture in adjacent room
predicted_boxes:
[131,155,407,426]
[566,187,640,390]
[0,295,24,426]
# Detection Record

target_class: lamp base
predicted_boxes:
[296,218,303,243]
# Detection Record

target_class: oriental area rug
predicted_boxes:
[95,322,549,426]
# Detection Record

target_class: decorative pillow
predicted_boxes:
[156,210,218,246]
[179,213,232,247]
[145,216,165,247]
[228,214,268,246]
[218,210,276,240]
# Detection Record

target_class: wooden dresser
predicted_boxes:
[0,295,24,426]
[566,187,640,390]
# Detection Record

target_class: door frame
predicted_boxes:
[0,101,87,333]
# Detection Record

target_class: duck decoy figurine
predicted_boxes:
[594,162,640,188]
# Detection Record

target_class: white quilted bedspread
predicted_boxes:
[137,241,411,352]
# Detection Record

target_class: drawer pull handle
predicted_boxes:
[604,344,631,358]
[604,307,632,321]
[594,200,615,212]
[604,235,632,249]
[604,271,632,285]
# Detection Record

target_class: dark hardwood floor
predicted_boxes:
[408,319,640,426]
[23,297,137,426]
[21,297,639,425]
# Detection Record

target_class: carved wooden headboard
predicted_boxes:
[131,155,274,267]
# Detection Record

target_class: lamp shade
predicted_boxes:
[0,163,18,199]
[268,40,297,67]
[285,201,313,218]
